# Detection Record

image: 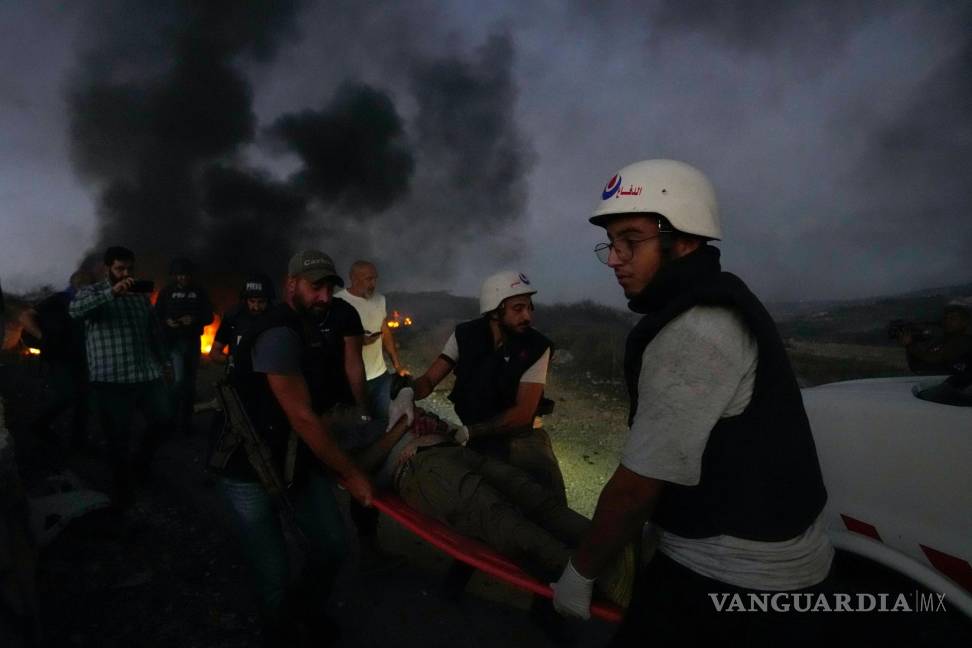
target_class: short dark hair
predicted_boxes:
[103,246,135,267]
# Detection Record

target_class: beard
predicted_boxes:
[499,320,530,337]
[294,295,329,320]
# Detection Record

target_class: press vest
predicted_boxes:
[156,282,211,340]
[625,272,827,541]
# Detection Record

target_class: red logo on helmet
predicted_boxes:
[602,174,622,200]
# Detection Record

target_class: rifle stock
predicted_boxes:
[213,381,309,551]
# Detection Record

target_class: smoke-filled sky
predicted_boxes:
[1,0,970,309]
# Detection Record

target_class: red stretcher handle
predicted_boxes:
[370,492,624,623]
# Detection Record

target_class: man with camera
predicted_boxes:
[69,246,174,509]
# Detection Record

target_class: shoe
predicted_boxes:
[530,596,576,647]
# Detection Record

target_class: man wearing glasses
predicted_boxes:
[553,160,833,645]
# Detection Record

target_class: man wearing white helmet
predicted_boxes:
[394,270,567,609]
[552,160,833,644]
[402,271,563,491]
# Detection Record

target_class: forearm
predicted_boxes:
[466,417,528,440]
[69,286,112,319]
[412,375,434,400]
[345,357,368,408]
[352,415,410,474]
[382,329,402,369]
[572,466,660,578]
[413,356,453,400]
[466,382,542,439]
[342,336,368,409]
[292,411,364,479]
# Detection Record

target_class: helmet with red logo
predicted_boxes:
[479,271,537,314]
[590,159,721,240]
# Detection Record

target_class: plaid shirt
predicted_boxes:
[69,279,165,383]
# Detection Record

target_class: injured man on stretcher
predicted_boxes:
[341,407,633,607]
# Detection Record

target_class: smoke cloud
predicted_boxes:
[64,1,533,304]
[269,81,414,214]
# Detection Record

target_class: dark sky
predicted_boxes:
[1,0,969,308]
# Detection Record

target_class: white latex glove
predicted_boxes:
[453,425,470,446]
[551,560,594,620]
[386,387,415,431]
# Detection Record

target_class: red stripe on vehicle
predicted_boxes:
[840,514,882,541]
[920,545,972,593]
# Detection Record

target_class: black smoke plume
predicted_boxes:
[66,1,304,300]
[66,1,534,302]
[409,33,531,239]
[270,81,414,214]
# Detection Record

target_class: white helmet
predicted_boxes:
[590,159,721,240]
[479,271,537,314]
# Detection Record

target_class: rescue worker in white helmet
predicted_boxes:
[551,160,833,645]
[393,271,567,604]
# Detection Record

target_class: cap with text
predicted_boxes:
[287,250,344,286]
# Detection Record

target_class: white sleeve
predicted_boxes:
[519,348,550,384]
[440,332,459,362]
[620,306,757,486]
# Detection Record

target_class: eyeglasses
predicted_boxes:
[594,235,659,264]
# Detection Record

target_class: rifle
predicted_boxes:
[212,381,309,552]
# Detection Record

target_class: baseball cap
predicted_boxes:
[287,250,344,286]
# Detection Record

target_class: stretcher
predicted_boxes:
[371,492,624,623]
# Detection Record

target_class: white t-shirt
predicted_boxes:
[440,332,550,384]
[335,289,388,381]
[623,305,832,590]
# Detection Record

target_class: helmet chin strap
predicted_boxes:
[657,215,676,259]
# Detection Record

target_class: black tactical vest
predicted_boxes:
[624,247,827,541]
[223,303,325,482]
[448,317,552,457]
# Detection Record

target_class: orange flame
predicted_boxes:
[387,309,414,329]
[200,315,221,355]
[26,347,41,356]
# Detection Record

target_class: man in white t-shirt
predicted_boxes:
[335,260,406,422]
[552,160,832,645]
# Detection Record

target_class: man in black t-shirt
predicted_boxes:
[311,293,367,414]
[218,250,372,645]
[308,272,407,569]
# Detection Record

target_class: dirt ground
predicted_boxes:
[3,340,969,647]
[1,353,618,647]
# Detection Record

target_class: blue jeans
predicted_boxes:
[365,371,393,422]
[219,470,348,617]
[167,336,200,433]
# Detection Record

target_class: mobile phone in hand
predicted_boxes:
[131,280,155,293]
